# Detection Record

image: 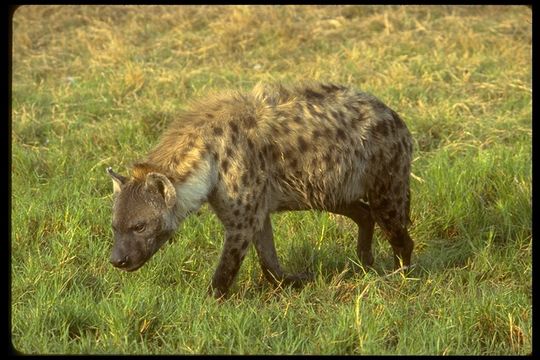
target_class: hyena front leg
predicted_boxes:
[210,230,251,299]
[254,215,313,288]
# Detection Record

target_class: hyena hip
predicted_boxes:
[107,82,414,299]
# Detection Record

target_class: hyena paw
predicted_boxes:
[208,285,228,301]
[284,272,314,288]
[358,250,374,268]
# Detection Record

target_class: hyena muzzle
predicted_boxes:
[107,82,414,298]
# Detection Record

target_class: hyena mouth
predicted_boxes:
[123,262,146,272]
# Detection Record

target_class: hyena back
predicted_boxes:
[108,82,414,298]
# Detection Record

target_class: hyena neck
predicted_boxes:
[171,153,218,221]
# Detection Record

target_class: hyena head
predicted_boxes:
[106,167,178,272]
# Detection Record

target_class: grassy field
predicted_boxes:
[11,5,531,355]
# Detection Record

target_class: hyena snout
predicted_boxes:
[109,244,134,270]
[109,239,147,272]
[109,250,129,269]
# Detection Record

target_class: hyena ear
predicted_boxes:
[107,167,127,195]
[145,172,176,209]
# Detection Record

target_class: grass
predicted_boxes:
[11,5,531,355]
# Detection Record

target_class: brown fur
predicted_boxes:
[108,81,414,299]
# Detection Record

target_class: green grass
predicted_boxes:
[11,5,531,355]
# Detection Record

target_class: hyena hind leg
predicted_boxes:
[389,227,414,269]
[369,197,414,269]
[254,215,313,288]
[331,201,375,268]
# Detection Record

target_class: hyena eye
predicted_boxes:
[132,222,147,233]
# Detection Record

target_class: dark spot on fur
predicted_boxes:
[258,151,266,165]
[245,115,257,128]
[202,142,212,154]
[323,153,332,166]
[172,153,182,166]
[304,88,325,101]
[232,183,239,193]
[337,109,346,119]
[297,135,309,151]
[213,127,223,136]
[283,149,293,161]
[206,113,214,119]
[293,115,303,124]
[261,144,271,156]
[226,147,233,157]
[336,128,346,140]
[233,209,240,216]
[230,122,239,134]
[321,83,342,93]
[354,148,361,158]
[312,129,321,139]
[241,173,249,187]
[176,169,192,183]
[247,138,255,151]
[344,103,356,113]
[245,203,252,212]
[269,145,279,161]
[236,222,243,230]
[290,158,298,168]
[373,121,389,137]
[221,159,229,174]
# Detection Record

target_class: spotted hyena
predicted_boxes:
[107,81,414,298]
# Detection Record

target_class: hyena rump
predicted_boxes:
[107,82,414,298]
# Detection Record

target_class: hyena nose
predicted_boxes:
[110,254,129,268]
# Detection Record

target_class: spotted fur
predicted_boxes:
[108,81,414,298]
